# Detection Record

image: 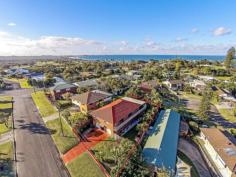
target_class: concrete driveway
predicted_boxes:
[178,138,212,177]
[0,88,69,177]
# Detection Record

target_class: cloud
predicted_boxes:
[192,28,199,33]
[121,40,128,46]
[175,37,188,42]
[0,31,104,55]
[0,30,235,55]
[8,22,16,26]
[213,27,232,36]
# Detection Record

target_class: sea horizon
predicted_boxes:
[72,54,225,61]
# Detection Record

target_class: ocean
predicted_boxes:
[75,55,225,61]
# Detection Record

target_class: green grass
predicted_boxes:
[217,108,236,123]
[177,150,199,177]
[31,91,56,117]
[181,92,202,100]
[18,79,32,89]
[215,76,231,81]
[4,78,32,88]
[0,120,12,134]
[0,96,13,134]
[66,152,106,177]
[0,141,14,177]
[46,118,78,154]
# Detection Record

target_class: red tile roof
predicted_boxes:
[91,97,145,125]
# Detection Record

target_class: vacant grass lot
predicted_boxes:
[46,118,78,154]
[31,91,56,117]
[0,141,14,177]
[0,96,13,134]
[66,152,106,177]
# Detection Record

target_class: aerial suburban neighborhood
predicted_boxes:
[0,1,236,177]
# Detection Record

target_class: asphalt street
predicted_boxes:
[0,87,69,177]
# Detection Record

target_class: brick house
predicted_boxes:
[90,97,146,137]
[51,83,77,100]
[200,128,236,177]
[71,90,112,114]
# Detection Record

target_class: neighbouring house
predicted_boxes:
[126,70,141,76]
[142,109,181,176]
[51,83,77,100]
[74,79,98,89]
[163,80,184,91]
[218,89,236,103]
[5,68,29,76]
[90,97,146,137]
[139,80,160,93]
[200,128,236,177]
[198,75,215,82]
[190,79,207,91]
[71,90,112,113]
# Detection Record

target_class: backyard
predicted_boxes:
[66,152,106,177]
[31,91,57,117]
[0,141,14,177]
[46,118,78,154]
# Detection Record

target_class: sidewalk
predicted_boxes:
[0,131,13,144]
[63,129,108,164]
[43,112,59,122]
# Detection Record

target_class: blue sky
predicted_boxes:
[0,0,235,55]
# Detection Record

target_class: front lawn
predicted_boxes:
[46,118,78,154]
[31,91,56,117]
[18,79,32,89]
[66,152,106,177]
[0,120,12,134]
[4,78,32,89]
[0,141,14,177]
[0,96,13,134]
[217,108,236,123]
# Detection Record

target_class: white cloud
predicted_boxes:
[175,37,188,42]
[121,40,128,46]
[213,27,232,36]
[0,30,235,55]
[0,31,104,55]
[192,28,199,33]
[8,22,16,26]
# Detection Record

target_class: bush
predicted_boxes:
[189,121,199,133]
[230,128,236,137]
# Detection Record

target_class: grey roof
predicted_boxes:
[52,83,77,91]
[74,79,98,88]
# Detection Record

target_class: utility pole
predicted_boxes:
[56,102,64,136]
[11,97,17,177]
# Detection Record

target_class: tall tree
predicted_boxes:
[224,47,236,69]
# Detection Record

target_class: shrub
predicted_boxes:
[230,128,236,137]
[189,121,199,133]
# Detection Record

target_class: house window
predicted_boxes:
[66,88,70,91]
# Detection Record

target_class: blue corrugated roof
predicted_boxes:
[143,109,180,174]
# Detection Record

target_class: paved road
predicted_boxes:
[180,94,236,128]
[0,88,69,177]
[178,138,212,177]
